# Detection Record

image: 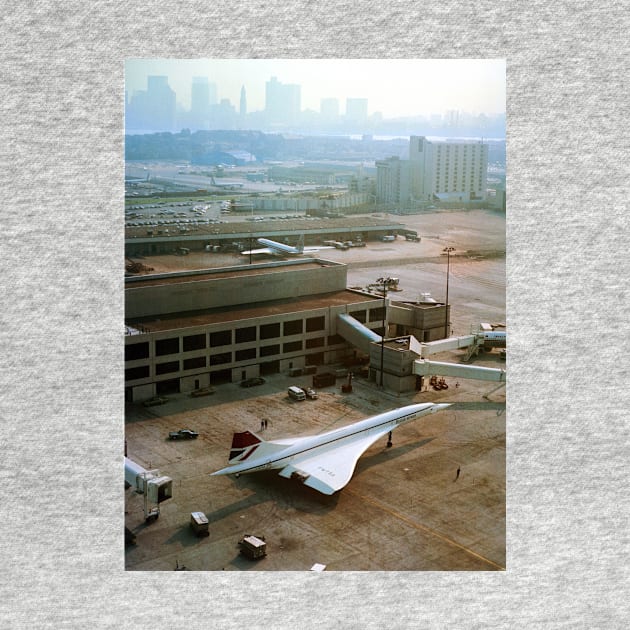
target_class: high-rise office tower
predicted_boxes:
[190,76,210,129]
[320,98,339,121]
[345,98,368,125]
[127,75,176,131]
[240,85,247,118]
[265,76,301,125]
[376,136,488,203]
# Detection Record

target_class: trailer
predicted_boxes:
[190,511,209,537]
[313,372,336,388]
[239,535,267,559]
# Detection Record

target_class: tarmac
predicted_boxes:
[124,207,506,571]
[125,365,505,571]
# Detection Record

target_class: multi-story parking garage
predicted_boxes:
[125,258,386,402]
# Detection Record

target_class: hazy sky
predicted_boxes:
[125,59,505,119]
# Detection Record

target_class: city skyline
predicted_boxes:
[125,59,506,120]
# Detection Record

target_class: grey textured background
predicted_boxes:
[1,1,629,627]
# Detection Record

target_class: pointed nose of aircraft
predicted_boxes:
[433,403,451,413]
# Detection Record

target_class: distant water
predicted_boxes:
[348,134,506,142]
[125,128,505,143]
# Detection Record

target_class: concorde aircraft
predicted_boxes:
[211,402,450,495]
[240,235,332,257]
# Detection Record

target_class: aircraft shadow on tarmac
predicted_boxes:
[354,436,436,477]
[205,471,340,529]
[447,401,506,413]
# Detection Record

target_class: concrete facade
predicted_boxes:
[126,259,347,319]
[377,136,489,204]
[125,259,384,401]
[389,300,451,341]
[375,156,411,204]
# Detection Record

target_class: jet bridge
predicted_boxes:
[413,359,506,382]
[337,313,382,354]
[125,457,173,504]
[414,335,477,358]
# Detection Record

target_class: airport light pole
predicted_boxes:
[380,283,386,387]
[443,247,455,338]
[249,204,253,265]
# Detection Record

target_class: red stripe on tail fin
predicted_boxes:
[229,431,262,462]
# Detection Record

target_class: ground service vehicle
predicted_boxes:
[288,386,306,401]
[190,512,209,537]
[238,535,267,559]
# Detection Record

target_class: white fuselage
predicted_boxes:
[257,238,301,255]
[212,403,449,477]
[481,331,507,348]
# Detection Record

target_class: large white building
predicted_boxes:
[124,259,385,401]
[377,135,488,204]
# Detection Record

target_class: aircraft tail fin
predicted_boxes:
[227,430,288,464]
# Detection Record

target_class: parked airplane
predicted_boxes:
[211,402,450,495]
[209,175,244,189]
[481,331,507,349]
[241,235,332,257]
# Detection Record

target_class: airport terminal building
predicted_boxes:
[124,259,386,402]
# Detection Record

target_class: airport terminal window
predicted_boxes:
[183,356,206,370]
[283,319,303,336]
[125,365,149,381]
[283,340,302,353]
[235,348,256,361]
[235,326,256,343]
[210,330,232,347]
[306,315,325,332]
[260,344,280,357]
[260,322,280,340]
[156,361,179,375]
[155,337,179,356]
[350,310,367,323]
[183,334,206,352]
[210,351,231,366]
[125,342,149,361]
[370,307,385,322]
[306,337,324,349]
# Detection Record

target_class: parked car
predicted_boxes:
[240,377,266,388]
[143,396,168,407]
[168,429,199,440]
[301,387,318,400]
